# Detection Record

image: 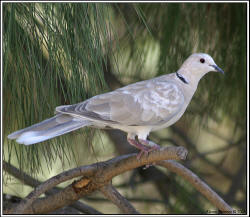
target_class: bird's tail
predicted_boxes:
[7,114,92,145]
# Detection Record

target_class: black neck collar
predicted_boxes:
[176,72,188,84]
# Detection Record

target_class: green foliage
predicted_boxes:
[115,3,246,126]
[3,2,246,202]
[3,3,111,174]
[3,2,246,214]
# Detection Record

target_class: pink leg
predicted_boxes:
[127,138,151,160]
[139,140,160,169]
[138,139,161,151]
[127,138,161,160]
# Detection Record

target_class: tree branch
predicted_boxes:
[3,161,102,214]
[157,160,233,213]
[11,146,187,214]
[99,183,139,214]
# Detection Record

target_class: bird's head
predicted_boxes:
[178,53,224,84]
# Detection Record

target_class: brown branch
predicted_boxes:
[107,129,175,209]
[157,160,233,213]
[70,201,102,215]
[99,183,139,214]
[3,161,102,214]
[3,161,41,187]
[11,146,187,214]
[84,196,165,204]
[18,185,92,214]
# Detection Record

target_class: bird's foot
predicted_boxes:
[127,138,151,160]
[138,139,160,169]
[138,139,161,151]
[127,138,161,160]
[136,149,150,160]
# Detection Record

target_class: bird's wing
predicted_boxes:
[56,78,184,126]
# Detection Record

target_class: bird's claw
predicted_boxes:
[136,149,149,160]
[127,138,160,168]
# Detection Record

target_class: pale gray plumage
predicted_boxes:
[8,53,224,149]
[7,114,91,145]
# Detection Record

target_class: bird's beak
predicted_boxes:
[211,65,224,74]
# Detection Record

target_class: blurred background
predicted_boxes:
[2,2,247,214]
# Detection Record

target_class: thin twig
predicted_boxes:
[157,160,233,213]
[200,136,245,156]
[11,146,187,214]
[171,125,233,179]
[99,183,139,214]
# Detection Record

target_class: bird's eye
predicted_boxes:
[200,58,205,63]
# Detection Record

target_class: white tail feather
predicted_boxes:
[8,114,91,145]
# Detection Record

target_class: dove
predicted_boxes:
[8,53,224,158]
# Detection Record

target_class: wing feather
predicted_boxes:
[56,79,184,126]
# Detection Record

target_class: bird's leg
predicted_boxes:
[138,139,161,169]
[138,139,161,152]
[127,138,151,160]
[127,138,161,160]
[127,138,160,169]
